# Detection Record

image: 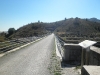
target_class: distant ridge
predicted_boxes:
[88,18,100,23]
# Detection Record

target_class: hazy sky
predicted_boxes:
[0,0,100,31]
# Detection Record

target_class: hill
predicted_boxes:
[10,21,64,38]
[54,18,100,42]
[55,18,100,36]
[0,20,65,41]
[11,22,51,38]
[3,17,100,42]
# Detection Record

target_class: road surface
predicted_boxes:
[0,34,55,75]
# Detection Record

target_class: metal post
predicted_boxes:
[81,48,85,69]
[86,47,90,65]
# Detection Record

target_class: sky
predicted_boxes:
[0,0,100,31]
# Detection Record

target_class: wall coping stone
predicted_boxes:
[83,65,100,75]
[90,46,100,54]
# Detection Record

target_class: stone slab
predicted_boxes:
[81,65,100,75]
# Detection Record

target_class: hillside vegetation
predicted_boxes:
[1,17,100,42]
[55,18,100,43]
[10,21,64,38]
[56,18,100,36]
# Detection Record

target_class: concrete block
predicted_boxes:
[63,44,82,62]
[81,66,100,75]
[89,46,100,65]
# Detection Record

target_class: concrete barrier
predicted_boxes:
[55,35,82,65]
[55,35,100,74]
[63,44,82,63]
[89,46,100,65]
[55,36,63,60]
[81,65,100,75]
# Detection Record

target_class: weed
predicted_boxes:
[48,38,62,75]
[54,72,61,75]
[75,66,81,70]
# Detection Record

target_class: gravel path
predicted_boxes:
[0,34,55,75]
[62,66,80,75]
[61,62,80,75]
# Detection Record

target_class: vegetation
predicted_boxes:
[8,28,15,35]
[0,32,6,42]
[48,48,62,75]
[0,36,5,42]
[55,18,100,43]
[5,28,16,38]
[1,17,100,42]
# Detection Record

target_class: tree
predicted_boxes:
[6,28,16,38]
[65,18,67,20]
[38,20,40,23]
[8,28,15,35]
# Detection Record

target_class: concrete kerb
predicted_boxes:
[0,36,47,58]
[55,36,62,60]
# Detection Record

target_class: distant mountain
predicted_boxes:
[88,18,100,23]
